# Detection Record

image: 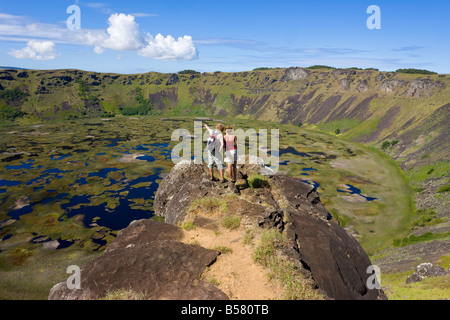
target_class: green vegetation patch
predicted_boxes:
[382,271,450,300]
[220,215,241,230]
[0,104,25,122]
[437,184,450,193]
[212,245,233,254]
[189,197,228,215]
[405,161,449,184]
[306,65,335,70]
[178,69,200,75]
[248,173,270,191]
[395,68,437,75]
[393,231,450,247]
[411,208,445,228]
[381,140,399,150]
[0,87,29,102]
[181,220,196,231]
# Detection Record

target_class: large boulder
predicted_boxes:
[405,262,448,284]
[49,219,228,300]
[281,67,309,82]
[269,174,385,299]
[286,212,384,300]
[154,160,387,300]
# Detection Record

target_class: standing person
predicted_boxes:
[224,125,238,183]
[204,123,226,182]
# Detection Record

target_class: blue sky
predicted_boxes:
[0,0,449,74]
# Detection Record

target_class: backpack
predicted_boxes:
[206,132,225,152]
[206,134,216,151]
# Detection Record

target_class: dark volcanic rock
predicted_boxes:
[17,71,28,78]
[154,160,226,225]
[104,219,183,253]
[49,219,228,300]
[154,160,387,300]
[269,174,386,299]
[270,174,329,221]
[166,73,179,85]
[286,213,385,300]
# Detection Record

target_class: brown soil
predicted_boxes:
[180,213,284,300]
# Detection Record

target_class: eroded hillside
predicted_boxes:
[1,67,448,167]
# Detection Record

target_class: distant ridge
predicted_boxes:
[0,66,28,70]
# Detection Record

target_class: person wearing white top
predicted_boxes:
[204,123,226,182]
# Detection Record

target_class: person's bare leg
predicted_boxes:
[219,169,225,182]
[233,164,237,182]
[209,168,215,180]
[227,164,233,181]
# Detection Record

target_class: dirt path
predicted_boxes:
[180,222,283,300]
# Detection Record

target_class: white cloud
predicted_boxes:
[100,13,145,51]
[138,34,198,60]
[94,13,197,60]
[0,12,198,61]
[94,45,105,54]
[9,40,57,60]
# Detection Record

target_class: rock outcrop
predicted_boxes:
[405,262,449,284]
[49,219,228,300]
[379,79,407,93]
[338,78,351,90]
[154,160,387,300]
[357,79,369,92]
[403,79,444,97]
[281,67,309,82]
[49,157,387,300]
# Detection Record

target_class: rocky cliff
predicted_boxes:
[49,157,387,300]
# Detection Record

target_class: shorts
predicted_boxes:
[224,149,237,164]
[207,150,224,170]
